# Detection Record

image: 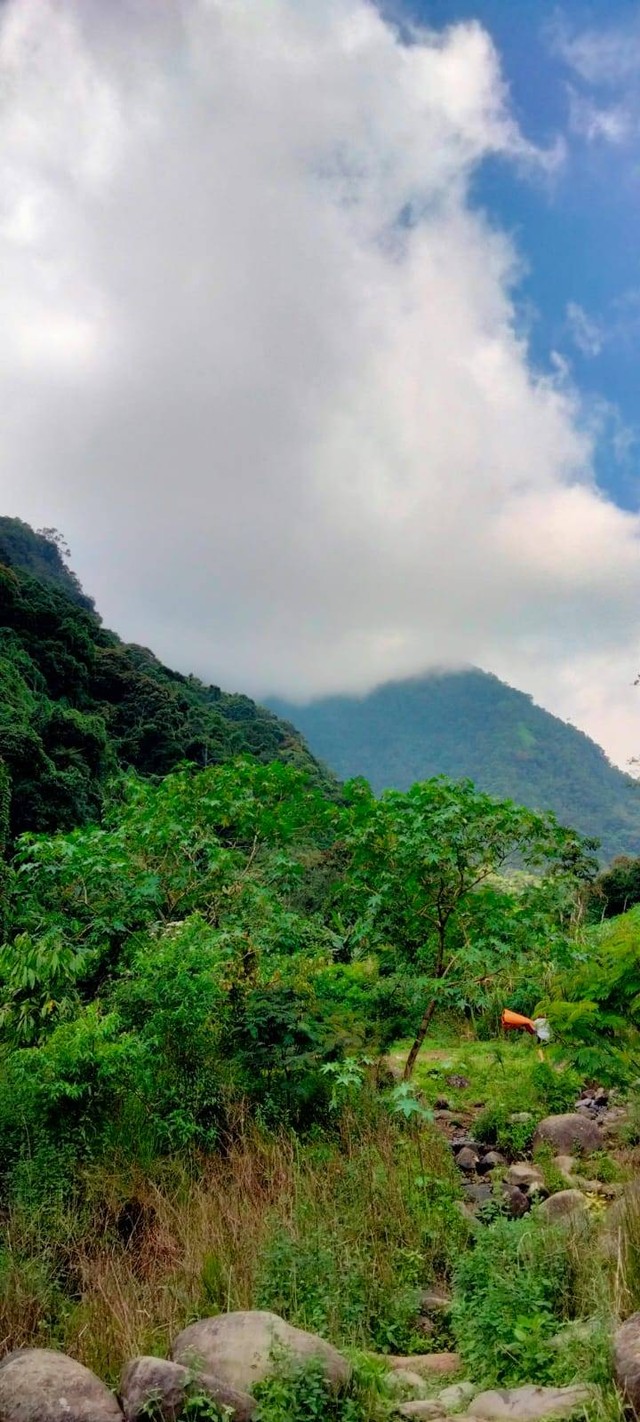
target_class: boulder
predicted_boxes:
[387,1370,430,1397]
[532,1114,601,1156]
[502,1185,530,1218]
[438,1382,476,1411]
[467,1385,591,1421]
[456,1148,479,1173]
[536,1190,588,1224]
[477,1151,505,1174]
[614,1311,640,1415]
[0,1349,122,1422]
[506,1164,544,1193]
[464,1182,492,1205]
[120,1356,255,1421]
[172,1311,350,1396]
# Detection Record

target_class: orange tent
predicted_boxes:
[501,1008,536,1034]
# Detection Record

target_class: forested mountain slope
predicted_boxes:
[0,519,329,837]
[269,670,640,861]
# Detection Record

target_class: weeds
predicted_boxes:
[451,1213,609,1387]
[253,1352,388,1422]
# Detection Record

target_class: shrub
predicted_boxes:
[253,1352,387,1422]
[475,1104,537,1159]
[451,1215,591,1385]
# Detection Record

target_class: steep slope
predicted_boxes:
[0,516,96,613]
[269,670,640,860]
[0,520,329,837]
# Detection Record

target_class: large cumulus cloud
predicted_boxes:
[0,0,638,764]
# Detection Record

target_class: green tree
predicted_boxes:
[343,777,595,1077]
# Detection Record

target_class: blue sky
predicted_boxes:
[405,0,640,509]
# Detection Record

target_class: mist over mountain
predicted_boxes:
[269,670,640,861]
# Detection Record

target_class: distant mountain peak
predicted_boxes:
[269,669,639,861]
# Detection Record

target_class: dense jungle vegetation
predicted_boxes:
[0,521,639,1421]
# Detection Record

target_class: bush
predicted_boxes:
[253,1352,387,1422]
[475,1104,537,1159]
[530,1062,581,1115]
[451,1215,594,1386]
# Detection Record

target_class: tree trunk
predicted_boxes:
[403,997,437,1080]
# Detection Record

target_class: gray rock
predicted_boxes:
[464,1182,493,1204]
[536,1189,588,1224]
[120,1356,255,1421]
[452,1139,481,1154]
[386,1369,429,1398]
[172,1311,350,1396]
[467,1385,591,1421]
[506,1164,544,1192]
[0,1349,122,1422]
[532,1113,601,1156]
[438,1382,476,1411]
[477,1151,505,1174]
[456,1148,479,1172]
[502,1185,530,1218]
[614,1311,640,1415]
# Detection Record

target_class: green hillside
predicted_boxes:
[269,670,640,860]
[0,518,329,837]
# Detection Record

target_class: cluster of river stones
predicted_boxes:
[1,1105,639,1422]
[447,1102,625,1222]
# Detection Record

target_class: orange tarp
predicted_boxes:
[501,1008,536,1034]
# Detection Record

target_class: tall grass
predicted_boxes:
[0,1111,461,1384]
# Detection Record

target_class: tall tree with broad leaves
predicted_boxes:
[342,777,597,1077]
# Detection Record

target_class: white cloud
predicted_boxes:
[567,89,631,146]
[566,301,603,358]
[552,19,640,86]
[552,15,640,147]
[0,0,639,770]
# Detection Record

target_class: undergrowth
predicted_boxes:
[0,1111,461,1383]
[451,1213,611,1388]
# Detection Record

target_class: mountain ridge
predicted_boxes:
[269,668,640,860]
